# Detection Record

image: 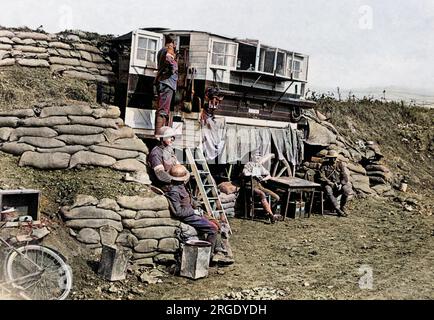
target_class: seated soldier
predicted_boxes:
[242,153,282,223]
[319,150,353,217]
[165,164,234,265]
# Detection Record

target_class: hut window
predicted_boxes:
[136,36,158,65]
[211,40,238,68]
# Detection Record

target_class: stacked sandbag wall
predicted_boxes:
[0,102,150,183]
[61,194,198,266]
[0,29,114,83]
[301,113,393,196]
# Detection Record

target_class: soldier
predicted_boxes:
[147,126,181,191]
[242,153,282,223]
[165,164,234,265]
[154,34,178,135]
[319,150,353,217]
[200,87,224,126]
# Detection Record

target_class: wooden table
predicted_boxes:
[267,177,321,219]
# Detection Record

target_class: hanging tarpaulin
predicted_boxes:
[202,121,303,167]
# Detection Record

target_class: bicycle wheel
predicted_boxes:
[4,245,72,300]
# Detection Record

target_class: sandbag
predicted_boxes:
[0,30,15,38]
[16,59,50,68]
[89,145,139,160]
[347,162,367,175]
[69,151,116,168]
[306,120,337,146]
[68,116,118,129]
[14,45,47,54]
[80,60,99,69]
[367,171,392,181]
[1,142,35,155]
[0,117,19,127]
[0,128,13,141]
[66,219,123,232]
[0,58,15,67]
[369,176,387,185]
[18,137,66,148]
[134,239,158,253]
[19,151,71,169]
[0,50,11,60]
[365,164,390,173]
[48,42,71,50]
[0,44,12,50]
[123,218,179,229]
[0,37,14,44]
[56,48,71,57]
[14,32,49,41]
[92,106,121,119]
[53,124,104,135]
[112,159,147,172]
[91,53,105,63]
[57,134,106,146]
[103,126,134,142]
[19,116,70,127]
[36,145,87,154]
[98,138,148,153]
[10,127,57,141]
[79,50,92,62]
[48,56,80,66]
[131,227,178,240]
[21,39,37,45]
[63,70,96,81]
[218,181,239,195]
[219,193,237,203]
[40,105,93,118]
[117,195,168,211]
[63,206,121,221]
[0,109,34,118]
[72,43,102,54]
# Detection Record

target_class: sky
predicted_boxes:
[1,0,433,93]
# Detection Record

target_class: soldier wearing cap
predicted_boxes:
[319,150,353,217]
[165,164,234,265]
[148,126,181,191]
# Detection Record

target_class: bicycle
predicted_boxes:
[0,220,73,300]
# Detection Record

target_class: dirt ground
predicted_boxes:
[62,194,433,300]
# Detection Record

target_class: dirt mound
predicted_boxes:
[0,66,95,110]
[316,99,434,194]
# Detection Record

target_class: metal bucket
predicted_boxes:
[180,240,211,280]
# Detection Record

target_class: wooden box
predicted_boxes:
[0,189,40,221]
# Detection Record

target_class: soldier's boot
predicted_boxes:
[339,195,348,217]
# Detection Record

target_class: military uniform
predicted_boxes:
[165,184,218,252]
[319,160,353,215]
[148,144,179,191]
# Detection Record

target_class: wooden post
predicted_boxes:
[98,245,132,282]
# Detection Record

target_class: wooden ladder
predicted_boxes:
[185,147,232,235]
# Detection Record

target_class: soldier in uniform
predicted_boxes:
[319,150,353,217]
[165,164,234,265]
[147,126,181,191]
